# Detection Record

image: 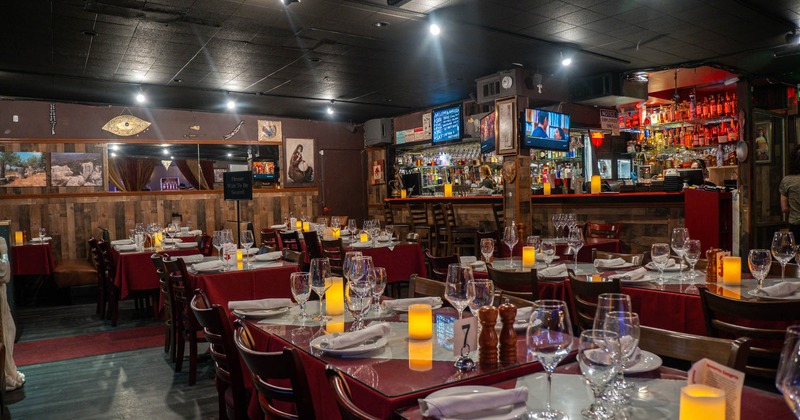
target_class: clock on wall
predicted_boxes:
[501,76,513,89]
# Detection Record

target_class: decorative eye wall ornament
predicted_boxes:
[102,110,151,136]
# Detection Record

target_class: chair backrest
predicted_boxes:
[585,222,622,239]
[233,320,316,420]
[407,203,429,230]
[487,266,539,301]
[497,292,533,308]
[567,269,621,332]
[382,202,395,225]
[303,230,323,259]
[198,234,214,256]
[638,325,752,371]
[768,261,800,277]
[492,203,504,233]
[424,249,458,281]
[97,240,117,287]
[279,230,301,252]
[699,287,800,379]
[321,239,345,269]
[283,249,308,272]
[89,237,106,281]
[592,250,646,266]
[409,274,446,298]
[444,203,459,229]
[431,203,448,235]
[325,365,381,420]
[405,232,420,243]
[163,256,191,314]
[261,229,281,251]
[190,290,248,420]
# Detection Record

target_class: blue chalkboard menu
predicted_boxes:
[432,103,462,144]
[223,171,253,201]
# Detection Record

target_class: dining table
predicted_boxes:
[111,245,199,300]
[344,239,426,286]
[497,237,621,262]
[11,241,55,276]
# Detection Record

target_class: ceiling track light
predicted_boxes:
[135,88,146,104]
[560,51,572,66]
[327,100,335,115]
[226,99,236,110]
[281,0,300,5]
[429,23,441,36]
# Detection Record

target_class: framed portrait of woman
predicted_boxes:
[495,97,518,156]
[284,138,315,187]
[755,122,771,163]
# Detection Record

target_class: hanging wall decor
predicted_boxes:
[223,120,245,140]
[101,108,151,136]
[258,120,282,143]
[49,103,56,135]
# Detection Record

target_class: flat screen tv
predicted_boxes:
[523,109,570,151]
[479,112,496,153]
[252,160,277,181]
[678,168,704,186]
[432,104,462,145]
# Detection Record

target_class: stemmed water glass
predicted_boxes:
[603,311,640,404]
[527,235,542,251]
[347,219,358,240]
[651,243,671,285]
[480,238,494,263]
[749,249,772,290]
[503,224,518,268]
[342,251,363,283]
[221,229,234,271]
[578,329,621,420]
[541,241,556,268]
[468,279,495,316]
[290,272,312,320]
[772,232,796,279]
[551,214,561,239]
[165,223,179,249]
[526,300,573,420]
[310,258,333,321]
[671,227,689,281]
[370,267,387,316]
[345,280,372,331]
[38,227,46,243]
[776,325,800,418]
[240,230,255,268]
[444,263,475,320]
[212,231,223,262]
[567,226,584,271]
[684,239,702,290]
[348,256,374,299]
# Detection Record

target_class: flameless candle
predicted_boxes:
[326,315,345,333]
[591,175,602,194]
[360,232,369,243]
[303,221,310,232]
[155,232,163,247]
[332,227,340,239]
[522,246,536,268]
[679,384,726,420]
[14,231,23,245]
[408,304,433,340]
[591,274,603,282]
[444,183,453,197]
[408,339,433,371]
[722,256,741,285]
[543,182,551,196]
[236,250,243,262]
[401,189,407,198]
[237,261,244,271]
[296,220,303,230]
[326,277,345,316]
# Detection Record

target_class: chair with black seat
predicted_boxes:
[326,365,381,420]
[88,238,106,317]
[383,202,410,239]
[190,290,248,420]
[97,240,121,326]
[162,256,205,385]
[487,266,539,302]
[444,203,479,257]
[278,230,301,252]
[151,253,175,361]
[424,249,458,281]
[585,222,623,239]
[639,325,752,371]
[567,269,621,332]
[261,229,281,252]
[198,234,214,257]
[699,287,800,379]
[233,319,316,420]
[321,238,345,275]
[303,229,323,259]
[283,249,308,272]
[408,202,434,253]
[431,203,451,256]
[591,250,646,266]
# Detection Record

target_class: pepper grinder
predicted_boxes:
[477,305,498,368]
[498,300,517,364]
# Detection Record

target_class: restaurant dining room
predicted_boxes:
[3,0,800,419]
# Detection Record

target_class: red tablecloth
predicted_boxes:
[497,238,620,262]
[188,263,300,309]
[111,248,199,299]
[11,243,55,276]
[353,243,426,284]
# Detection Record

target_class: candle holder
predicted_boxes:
[408,304,432,340]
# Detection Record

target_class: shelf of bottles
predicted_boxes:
[395,141,501,191]
[530,144,584,188]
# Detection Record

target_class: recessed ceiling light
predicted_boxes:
[373,21,390,28]
[227,152,233,157]
[173,78,183,83]
[560,51,572,66]
[162,149,169,155]
[511,62,524,67]
[227,100,236,110]
[429,24,441,36]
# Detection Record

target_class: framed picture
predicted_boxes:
[50,152,103,187]
[371,159,385,185]
[160,177,179,191]
[495,97,518,156]
[258,120,282,143]
[213,168,226,183]
[0,152,46,187]
[284,138,315,187]
[755,122,771,163]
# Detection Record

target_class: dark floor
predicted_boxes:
[6,287,219,419]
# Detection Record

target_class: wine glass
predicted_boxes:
[527,235,542,251]
[603,311,640,403]
[310,258,333,321]
[526,300,573,420]
[290,272,312,320]
[38,227,46,243]
[370,267,388,315]
[772,232,796,280]
[749,249,772,290]
[776,325,800,418]
[240,230,255,268]
[444,263,475,320]
[567,226,584,271]
[503,225,518,268]
[347,256,374,298]
[578,329,621,420]
[551,213,560,239]
[347,219,358,240]
[671,227,689,280]
[330,216,341,232]
[592,293,633,330]
[541,241,556,268]
[222,229,234,271]
[345,280,372,331]
[651,243,671,285]
[342,251,362,283]
[468,279,495,316]
[165,223,178,249]
[480,238,494,263]
[384,224,394,240]
[684,239,702,282]
[212,231,223,262]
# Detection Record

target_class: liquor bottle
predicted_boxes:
[723,92,731,116]
[716,94,723,116]
[689,94,697,120]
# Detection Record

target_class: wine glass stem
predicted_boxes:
[546,371,553,412]
[782,263,786,279]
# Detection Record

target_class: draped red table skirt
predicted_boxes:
[111,248,198,299]
[356,243,426,284]
[11,243,55,276]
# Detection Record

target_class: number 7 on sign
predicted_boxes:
[453,317,478,357]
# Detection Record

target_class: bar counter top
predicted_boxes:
[385,191,684,205]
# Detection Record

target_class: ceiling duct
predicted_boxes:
[475,68,568,105]
[570,72,648,107]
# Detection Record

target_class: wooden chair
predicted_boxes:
[303,229,323,259]
[383,202,410,239]
[261,229,281,251]
[492,203,504,234]
[283,249,308,272]
[88,238,106,317]
[497,292,533,308]
[190,290,248,420]
[325,365,381,420]
[151,253,175,361]
[424,249,458,281]
[279,230,302,252]
[233,320,316,420]
[592,250,646,266]
[198,234,214,257]
[97,241,120,326]
[768,261,800,277]
[408,203,434,252]
[567,269,621,332]
[639,325,752,371]
[699,287,800,379]
[444,203,479,257]
[487,266,539,302]
[321,238,345,275]
[409,274,446,298]
[431,203,451,256]
[585,222,622,239]
[163,256,205,385]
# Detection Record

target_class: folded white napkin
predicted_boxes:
[177,254,204,263]
[228,298,294,311]
[755,281,800,297]
[609,267,648,281]
[376,235,392,242]
[110,239,132,246]
[180,227,190,233]
[192,260,223,272]
[176,242,198,249]
[470,261,487,272]
[270,224,287,230]
[538,264,568,278]
[162,238,182,244]
[382,297,442,311]
[594,258,627,268]
[187,229,203,236]
[115,244,138,251]
[30,237,52,242]
[419,387,529,418]
[459,256,477,264]
[515,307,533,322]
[321,322,391,350]
[255,251,283,262]
[238,248,258,256]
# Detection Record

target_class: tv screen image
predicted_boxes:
[523,109,570,151]
[432,104,462,144]
[253,161,276,181]
[479,112,496,153]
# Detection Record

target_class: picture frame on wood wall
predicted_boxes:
[284,138,315,187]
[495,97,518,156]
[755,122,771,164]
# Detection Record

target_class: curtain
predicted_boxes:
[199,160,215,190]
[108,157,156,191]
[175,160,200,190]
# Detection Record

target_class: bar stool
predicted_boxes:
[445,203,479,256]
[407,203,434,253]
[383,202,410,239]
[431,203,451,256]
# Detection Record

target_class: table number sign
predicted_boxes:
[452,316,478,357]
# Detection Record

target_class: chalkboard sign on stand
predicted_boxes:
[223,171,253,243]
